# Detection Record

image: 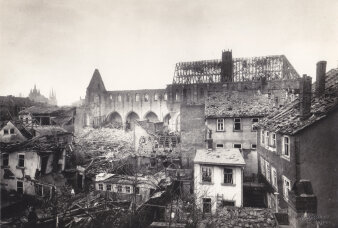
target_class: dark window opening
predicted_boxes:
[17,181,23,194]
[203,198,211,213]
[10,128,15,134]
[18,154,25,167]
[135,187,140,194]
[234,144,242,149]
[2,154,9,167]
[4,129,8,135]
[234,118,241,131]
[201,166,212,182]
[221,200,235,207]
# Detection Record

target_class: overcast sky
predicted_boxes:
[0,0,337,105]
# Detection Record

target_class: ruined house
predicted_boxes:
[94,171,168,205]
[0,131,73,197]
[80,50,303,169]
[18,105,76,133]
[0,121,33,144]
[256,63,338,227]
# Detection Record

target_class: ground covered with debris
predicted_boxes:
[199,207,276,228]
[74,127,134,177]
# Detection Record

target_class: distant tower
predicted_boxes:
[49,88,57,106]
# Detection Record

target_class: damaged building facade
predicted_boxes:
[0,131,73,197]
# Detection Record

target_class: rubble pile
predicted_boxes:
[201,207,276,228]
[38,191,130,228]
[75,127,134,176]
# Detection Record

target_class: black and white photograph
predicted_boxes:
[0,0,337,227]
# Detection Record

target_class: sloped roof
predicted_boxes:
[87,69,106,91]
[194,148,245,166]
[258,68,338,135]
[205,90,279,118]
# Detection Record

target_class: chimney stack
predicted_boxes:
[221,50,233,82]
[299,74,312,119]
[316,61,327,95]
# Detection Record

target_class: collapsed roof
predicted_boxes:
[173,55,300,84]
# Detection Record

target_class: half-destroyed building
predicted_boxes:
[0,131,73,197]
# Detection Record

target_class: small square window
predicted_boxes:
[233,118,241,131]
[135,187,140,194]
[117,185,122,193]
[251,144,257,149]
[10,129,15,134]
[126,186,131,193]
[233,144,242,149]
[216,144,224,148]
[4,129,9,135]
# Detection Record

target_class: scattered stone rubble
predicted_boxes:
[199,207,277,228]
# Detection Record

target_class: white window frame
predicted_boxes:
[223,168,234,185]
[261,130,265,145]
[271,166,278,190]
[126,186,131,193]
[282,136,290,160]
[216,118,224,131]
[282,175,291,201]
[260,157,266,176]
[202,198,212,214]
[252,118,259,131]
[270,133,276,148]
[233,118,241,131]
[265,131,269,147]
[201,166,213,183]
[117,185,122,193]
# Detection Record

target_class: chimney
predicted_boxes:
[316,61,327,95]
[299,74,312,119]
[221,50,233,82]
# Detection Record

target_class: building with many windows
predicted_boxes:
[193,148,245,214]
[257,63,338,227]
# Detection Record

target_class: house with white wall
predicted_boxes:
[193,148,245,214]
